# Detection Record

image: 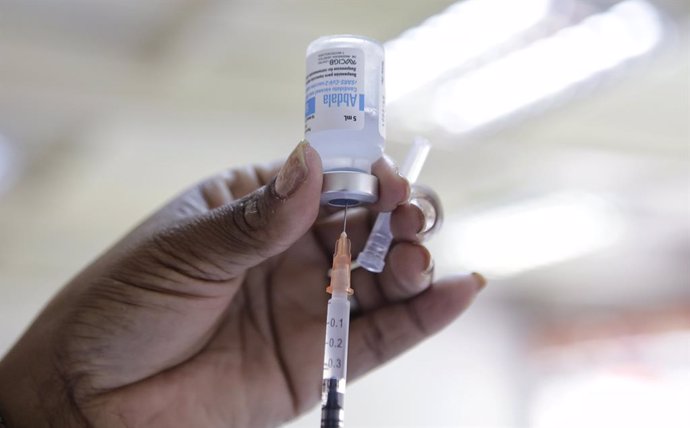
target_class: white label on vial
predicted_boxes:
[305,48,365,134]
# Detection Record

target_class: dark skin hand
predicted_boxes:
[0,142,485,427]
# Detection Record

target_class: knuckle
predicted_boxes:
[405,301,430,337]
[133,224,232,283]
[226,185,280,250]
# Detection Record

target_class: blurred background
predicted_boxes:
[0,0,688,427]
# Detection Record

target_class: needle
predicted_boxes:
[343,204,348,233]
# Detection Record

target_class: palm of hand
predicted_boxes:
[72,170,340,427]
[83,235,335,428]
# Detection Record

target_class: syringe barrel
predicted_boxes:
[322,295,350,381]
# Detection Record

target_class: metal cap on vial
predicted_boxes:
[321,171,378,207]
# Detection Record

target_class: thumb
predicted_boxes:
[150,141,323,281]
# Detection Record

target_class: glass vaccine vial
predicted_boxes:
[304,35,385,207]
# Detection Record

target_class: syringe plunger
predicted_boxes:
[321,378,345,428]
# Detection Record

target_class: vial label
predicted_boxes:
[305,48,365,134]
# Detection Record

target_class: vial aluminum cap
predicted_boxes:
[321,171,378,207]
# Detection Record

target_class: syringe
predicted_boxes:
[321,222,353,428]
[357,137,431,273]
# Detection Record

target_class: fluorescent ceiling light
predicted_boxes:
[433,0,663,134]
[385,0,554,103]
[439,192,624,277]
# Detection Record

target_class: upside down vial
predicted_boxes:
[304,35,385,207]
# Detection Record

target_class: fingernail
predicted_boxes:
[275,141,310,198]
[421,246,434,276]
[413,203,426,234]
[423,257,435,276]
[397,176,411,206]
[471,272,487,292]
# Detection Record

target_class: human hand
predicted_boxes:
[0,141,485,427]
